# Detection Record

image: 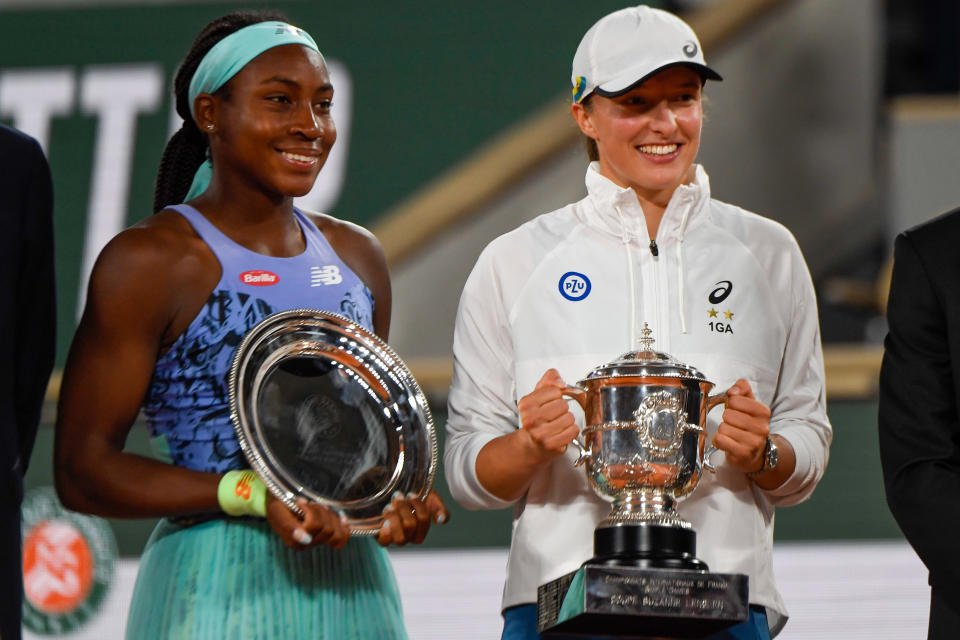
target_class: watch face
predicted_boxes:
[766,438,779,470]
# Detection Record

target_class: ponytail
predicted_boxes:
[153,122,207,212]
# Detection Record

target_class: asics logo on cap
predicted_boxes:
[311,265,343,286]
[571,6,721,101]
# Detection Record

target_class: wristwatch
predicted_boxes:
[747,436,779,476]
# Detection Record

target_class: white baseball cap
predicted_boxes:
[571,5,722,103]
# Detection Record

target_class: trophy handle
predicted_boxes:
[702,392,729,473]
[561,386,592,466]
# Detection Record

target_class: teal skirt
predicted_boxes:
[126,518,407,639]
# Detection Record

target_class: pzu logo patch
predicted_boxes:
[559,271,591,301]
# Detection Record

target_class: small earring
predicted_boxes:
[205,124,215,132]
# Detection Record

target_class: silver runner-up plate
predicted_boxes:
[228,308,437,535]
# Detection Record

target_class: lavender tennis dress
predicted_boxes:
[126,205,406,639]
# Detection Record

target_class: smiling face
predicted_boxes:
[572,66,704,206]
[199,43,336,199]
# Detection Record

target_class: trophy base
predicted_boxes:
[537,565,749,639]
[592,524,707,572]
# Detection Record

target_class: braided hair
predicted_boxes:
[153,10,288,213]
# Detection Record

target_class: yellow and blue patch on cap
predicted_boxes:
[572,76,588,103]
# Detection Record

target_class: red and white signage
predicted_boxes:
[239,270,279,286]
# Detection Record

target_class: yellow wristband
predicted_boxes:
[217,470,267,517]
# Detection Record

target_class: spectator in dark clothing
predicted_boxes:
[0,124,56,640]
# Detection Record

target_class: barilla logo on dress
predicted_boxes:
[21,487,116,634]
[240,270,280,286]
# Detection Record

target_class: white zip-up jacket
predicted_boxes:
[445,162,832,635]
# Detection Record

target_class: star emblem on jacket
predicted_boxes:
[707,308,735,334]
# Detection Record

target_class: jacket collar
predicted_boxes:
[579,161,712,244]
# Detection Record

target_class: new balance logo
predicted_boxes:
[311,265,343,286]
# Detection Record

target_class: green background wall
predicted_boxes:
[5,1,902,555]
[0,0,664,364]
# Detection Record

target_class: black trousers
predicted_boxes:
[0,504,23,640]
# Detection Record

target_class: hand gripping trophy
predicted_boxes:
[537,325,749,638]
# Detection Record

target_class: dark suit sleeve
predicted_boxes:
[13,137,56,476]
[879,231,960,590]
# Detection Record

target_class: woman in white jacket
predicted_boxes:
[444,6,831,640]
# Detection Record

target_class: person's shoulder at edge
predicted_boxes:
[706,197,800,251]
[704,198,811,320]
[0,122,40,152]
[90,209,211,303]
[899,205,960,249]
[302,209,382,254]
[299,209,388,287]
[472,200,583,267]
[0,124,47,180]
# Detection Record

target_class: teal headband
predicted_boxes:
[185,21,322,200]
[188,21,322,111]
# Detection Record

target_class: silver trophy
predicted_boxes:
[228,309,437,534]
[538,324,749,638]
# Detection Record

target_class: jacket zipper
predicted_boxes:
[638,224,666,352]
